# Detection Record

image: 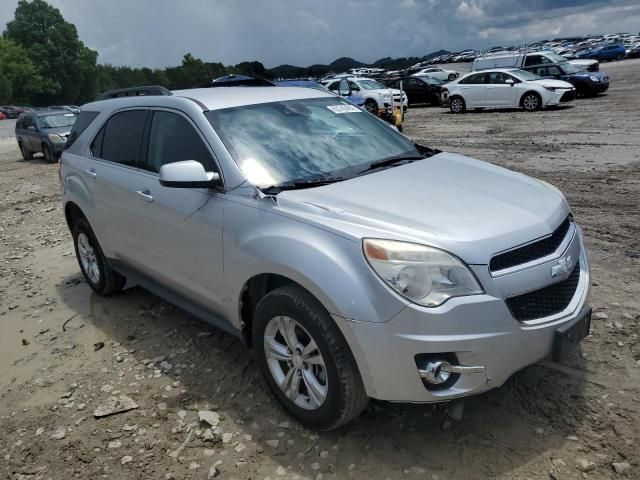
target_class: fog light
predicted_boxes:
[421,360,452,385]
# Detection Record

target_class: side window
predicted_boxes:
[146,111,215,174]
[66,111,99,149]
[348,81,360,91]
[524,55,542,66]
[460,73,484,84]
[488,72,508,84]
[408,78,422,87]
[547,66,562,77]
[327,81,339,92]
[22,115,35,130]
[91,110,147,166]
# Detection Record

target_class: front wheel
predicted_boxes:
[449,96,466,114]
[363,99,378,115]
[522,92,541,111]
[43,144,55,164]
[253,285,368,430]
[448,73,456,81]
[19,143,33,161]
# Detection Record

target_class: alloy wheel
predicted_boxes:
[364,101,378,114]
[264,315,328,410]
[451,98,463,113]
[523,94,539,111]
[77,232,100,284]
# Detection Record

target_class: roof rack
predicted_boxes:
[95,85,173,101]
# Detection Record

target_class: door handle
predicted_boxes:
[85,168,97,179]
[136,190,154,202]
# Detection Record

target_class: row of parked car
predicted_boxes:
[419,31,640,66]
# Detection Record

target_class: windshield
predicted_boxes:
[37,113,76,129]
[511,70,542,81]
[358,80,387,90]
[545,52,569,63]
[206,97,419,188]
[416,76,444,85]
[560,62,581,74]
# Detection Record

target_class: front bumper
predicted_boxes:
[590,81,609,93]
[335,227,591,403]
[50,141,67,157]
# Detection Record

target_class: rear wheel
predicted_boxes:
[448,73,456,81]
[42,144,55,164]
[521,92,541,111]
[253,285,368,430]
[19,143,33,161]
[449,96,466,114]
[72,218,126,296]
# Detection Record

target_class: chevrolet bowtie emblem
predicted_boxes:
[551,254,572,278]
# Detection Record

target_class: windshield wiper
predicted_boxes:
[356,154,425,176]
[260,176,344,195]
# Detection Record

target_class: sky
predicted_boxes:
[0,0,639,69]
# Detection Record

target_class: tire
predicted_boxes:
[449,95,466,114]
[448,73,456,81]
[19,142,33,161]
[43,144,55,164]
[521,92,541,112]
[72,218,126,296]
[253,285,368,430]
[364,99,378,115]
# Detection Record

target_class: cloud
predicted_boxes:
[0,0,638,68]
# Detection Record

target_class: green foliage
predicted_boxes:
[0,37,52,104]
[4,0,97,104]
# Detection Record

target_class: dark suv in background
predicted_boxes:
[15,109,77,163]
[524,62,609,97]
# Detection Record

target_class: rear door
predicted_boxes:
[132,109,226,313]
[484,71,518,106]
[88,109,151,266]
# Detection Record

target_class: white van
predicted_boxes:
[472,51,598,73]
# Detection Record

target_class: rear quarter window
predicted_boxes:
[65,111,99,149]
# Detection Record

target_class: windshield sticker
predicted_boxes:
[326,105,361,114]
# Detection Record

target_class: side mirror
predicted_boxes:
[505,78,515,86]
[159,160,221,189]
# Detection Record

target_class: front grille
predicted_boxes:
[560,90,576,102]
[490,216,572,272]
[506,260,580,321]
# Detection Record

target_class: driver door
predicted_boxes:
[484,71,518,107]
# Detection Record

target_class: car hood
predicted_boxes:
[41,126,72,136]
[570,71,608,81]
[530,79,575,89]
[276,152,569,265]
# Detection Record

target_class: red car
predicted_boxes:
[0,112,7,120]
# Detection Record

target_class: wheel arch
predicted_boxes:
[64,201,88,231]
[519,90,541,107]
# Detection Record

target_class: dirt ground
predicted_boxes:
[1,59,639,480]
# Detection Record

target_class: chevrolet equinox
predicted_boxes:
[60,85,592,430]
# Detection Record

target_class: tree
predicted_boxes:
[4,0,98,104]
[0,37,52,104]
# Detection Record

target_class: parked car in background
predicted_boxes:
[577,44,626,61]
[15,109,77,163]
[0,106,20,119]
[627,43,640,58]
[410,67,459,81]
[0,112,6,121]
[50,105,81,115]
[473,51,599,73]
[323,77,407,114]
[443,69,575,113]
[523,62,609,97]
[382,76,444,106]
[60,85,591,429]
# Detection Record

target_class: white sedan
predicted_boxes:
[411,67,459,81]
[442,69,576,113]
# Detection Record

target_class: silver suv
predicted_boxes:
[60,85,592,430]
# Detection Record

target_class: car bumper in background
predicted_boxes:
[334,230,591,403]
[591,82,610,93]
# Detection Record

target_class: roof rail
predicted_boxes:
[95,85,173,101]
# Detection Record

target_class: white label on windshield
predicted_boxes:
[326,104,361,114]
[64,113,74,117]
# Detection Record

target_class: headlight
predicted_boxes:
[48,133,66,143]
[589,75,599,82]
[363,239,484,307]
[543,86,557,91]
